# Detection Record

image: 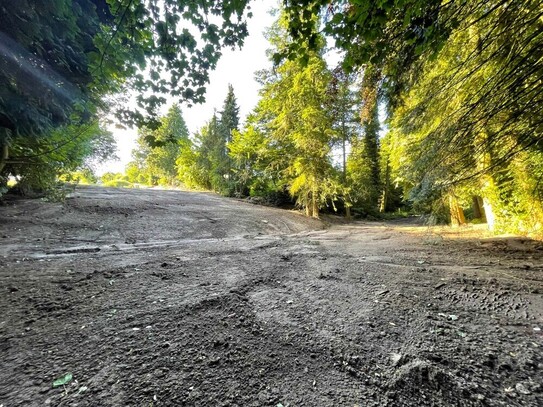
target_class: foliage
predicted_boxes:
[125,104,188,186]
[59,168,98,185]
[100,172,135,188]
[218,85,241,194]
[280,0,455,105]
[383,1,543,233]
[346,66,382,214]
[325,66,360,214]
[4,121,115,194]
[0,0,252,141]
[228,124,268,196]
[280,0,543,233]
[0,0,251,193]
[176,86,240,194]
[239,15,337,217]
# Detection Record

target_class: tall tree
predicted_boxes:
[127,104,188,186]
[346,67,382,214]
[325,66,360,217]
[148,104,189,184]
[252,14,336,217]
[219,84,241,193]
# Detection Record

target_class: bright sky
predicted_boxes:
[98,0,278,175]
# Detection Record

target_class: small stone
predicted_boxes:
[390,353,402,366]
[515,383,531,395]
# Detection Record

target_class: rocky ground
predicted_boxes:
[0,185,542,406]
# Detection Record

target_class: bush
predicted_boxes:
[103,179,133,188]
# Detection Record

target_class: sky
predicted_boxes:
[97,0,278,175]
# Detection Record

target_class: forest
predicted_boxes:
[2,2,543,406]
[1,0,542,236]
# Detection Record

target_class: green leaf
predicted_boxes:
[52,372,73,388]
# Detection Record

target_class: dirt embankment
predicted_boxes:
[1,186,542,406]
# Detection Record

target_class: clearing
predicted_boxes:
[0,186,542,406]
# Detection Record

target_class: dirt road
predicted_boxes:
[1,186,542,406]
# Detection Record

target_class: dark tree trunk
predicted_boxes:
[472,195,486,221]
[0,144,8,173]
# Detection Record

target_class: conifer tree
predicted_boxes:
[252,16,335,217]
[347,67,381,214]
[127,104,188,186]
[217,85,240,194]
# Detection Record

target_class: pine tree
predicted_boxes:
[127,104,189,186]
[256,39,336,216]
[218,85,240,194]
[326,67,361,217]
[347,67,381,215]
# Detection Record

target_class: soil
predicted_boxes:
[0,185,542,407]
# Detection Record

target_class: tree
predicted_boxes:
[6,121,116,194]
[282,0,543,164]
[1,0,252,189]
[381,2,543,232]
[347,67,382,214]
[218,85,241,193]
[146,104,189,185]
[282,0,543,233]
[228,118,271,197]
[0,0,252,136]
[325,66,360,217]
[127,104,188,186]
[176,115,220,191]
[251,14,336,217]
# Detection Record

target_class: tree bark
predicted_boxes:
[312,194,319,219]
[379,159,390,213]
[0,144,8,173]
[305,192,313,217]
[449,193,466,227]
[472,195,486,221]
[472,196,482,218]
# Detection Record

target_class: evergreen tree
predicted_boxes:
[146,104,189,185]
[249,14,336,217]
[217,85,240,194]
[326,66,361,217]
[347,67,382,215]
[126,104,188,186]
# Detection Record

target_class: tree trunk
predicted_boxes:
[312,195,319,219]
[449,193,466,227]
[0,144,8,173]
[305,192,313,217]
[345,203,351,220]
[482,197,495,231]
[379,159,390,213]
[472,196,482,218]
[472,195,486,222]
[342,129,347,179]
